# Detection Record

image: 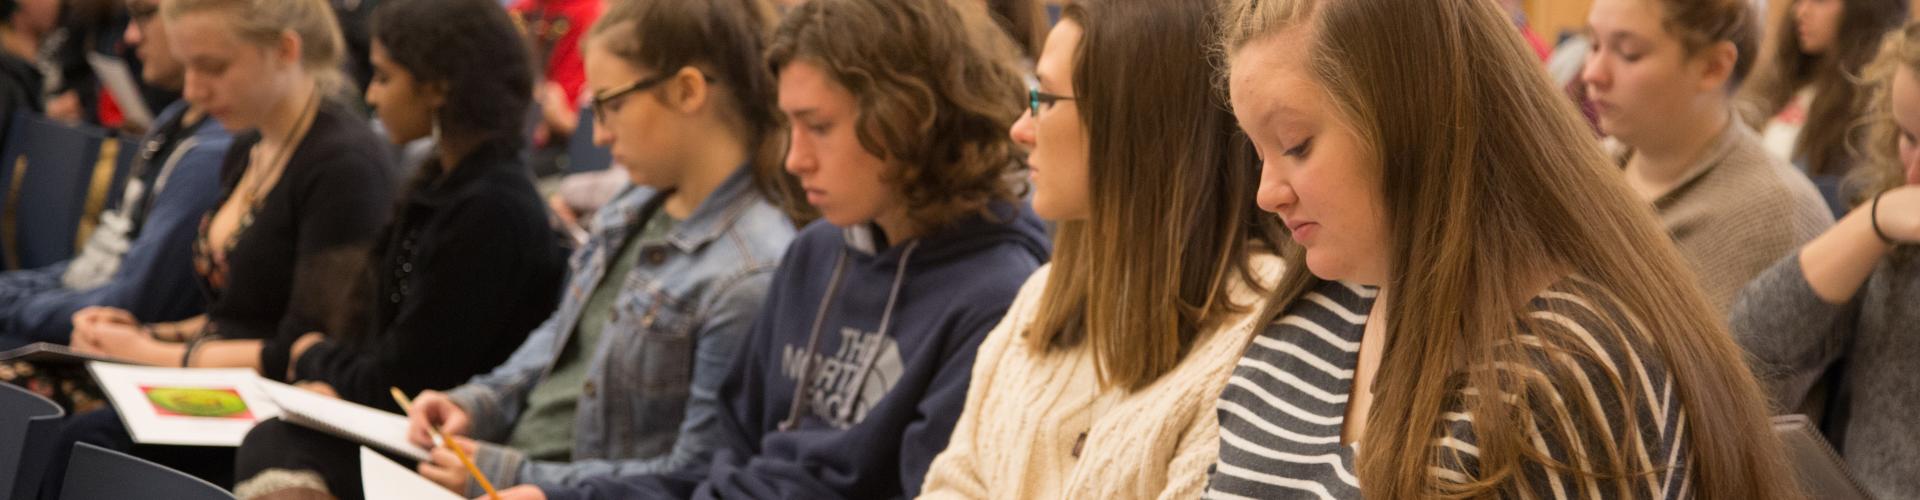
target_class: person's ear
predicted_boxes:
[274,29,304,69]
[665,66,709,114]
[421,80,449,111]
[1696,40,1739,93]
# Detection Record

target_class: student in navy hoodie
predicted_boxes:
[489,0,1047,498]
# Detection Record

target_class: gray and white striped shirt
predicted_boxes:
[1206,277,1693,499]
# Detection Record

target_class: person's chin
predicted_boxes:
[1598,121,1635,144]
[822,211,866,228]
[1031,196,1064,222]
[1303,250,1350,282]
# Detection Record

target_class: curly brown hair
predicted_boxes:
[766,0,1027,232]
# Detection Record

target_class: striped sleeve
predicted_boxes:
[1430,281,1693,499]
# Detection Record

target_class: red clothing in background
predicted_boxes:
[511,0,603,107]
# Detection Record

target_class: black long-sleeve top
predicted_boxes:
[294,139,568,411]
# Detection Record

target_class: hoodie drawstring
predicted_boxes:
[778,240,919,430]
[838,241,917,422]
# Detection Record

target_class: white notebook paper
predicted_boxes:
[257,380,432,462]
[360,446,462,500]
[88,362,282,447]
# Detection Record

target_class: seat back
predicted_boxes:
[0,113,111,269]
[60,442,235,500]
[0,383,66,500]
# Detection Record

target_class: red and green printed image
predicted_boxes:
[140,386,254,419]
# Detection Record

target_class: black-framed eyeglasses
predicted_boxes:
[590,74,675,125]
[1028,87,1074,117]
[590,70,726,125]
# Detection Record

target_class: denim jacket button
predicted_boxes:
[583,380,597,398]
[645,247,667,265]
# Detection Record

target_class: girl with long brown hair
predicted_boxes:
[1206,0,1797,497]
[918,0,1283,496]
[1731,22,1920,498]
[1741,0,1907,216]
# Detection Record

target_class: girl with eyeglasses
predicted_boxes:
[522,0,1048,498]
[395,0,799,496]
[919,0,1285,497]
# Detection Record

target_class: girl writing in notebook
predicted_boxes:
[394,0,800,497]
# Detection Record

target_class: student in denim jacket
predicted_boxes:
[399,0,799,496]
[523,0,1048,498]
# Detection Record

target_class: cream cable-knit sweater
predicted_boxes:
[919,254,1284,499]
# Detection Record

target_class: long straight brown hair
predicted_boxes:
[1740,0,1907,176]
[1219,0,1797,497]
[1022,0,1282,392]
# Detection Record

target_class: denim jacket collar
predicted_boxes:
[591,164,760,253]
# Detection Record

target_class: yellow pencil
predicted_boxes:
[392,387,500,500]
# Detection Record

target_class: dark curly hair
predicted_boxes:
[767,0,1027,231]
[369,0,533,150]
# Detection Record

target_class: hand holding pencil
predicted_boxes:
[393,387,500,500]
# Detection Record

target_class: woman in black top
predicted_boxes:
[69,0,393,383]
[282,0,567,411]
[41,0,394,494]
[230,0,567,496]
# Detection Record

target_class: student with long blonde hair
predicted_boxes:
[1732,22,1920,498]
[46,0,394,493]
[1206,0,1797,497]
[918,0,1284,497]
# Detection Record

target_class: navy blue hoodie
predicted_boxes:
[545,200,1049,500]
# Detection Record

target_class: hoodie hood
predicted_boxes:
[839,199,1050,268]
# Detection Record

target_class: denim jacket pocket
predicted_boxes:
[602,284,698,457]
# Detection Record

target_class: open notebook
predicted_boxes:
[88,361,434,461]
[360,446,462,500]
[89,362,282,447]
[257,380,433,462]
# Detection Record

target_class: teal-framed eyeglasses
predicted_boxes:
[1028,87,1075,117]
